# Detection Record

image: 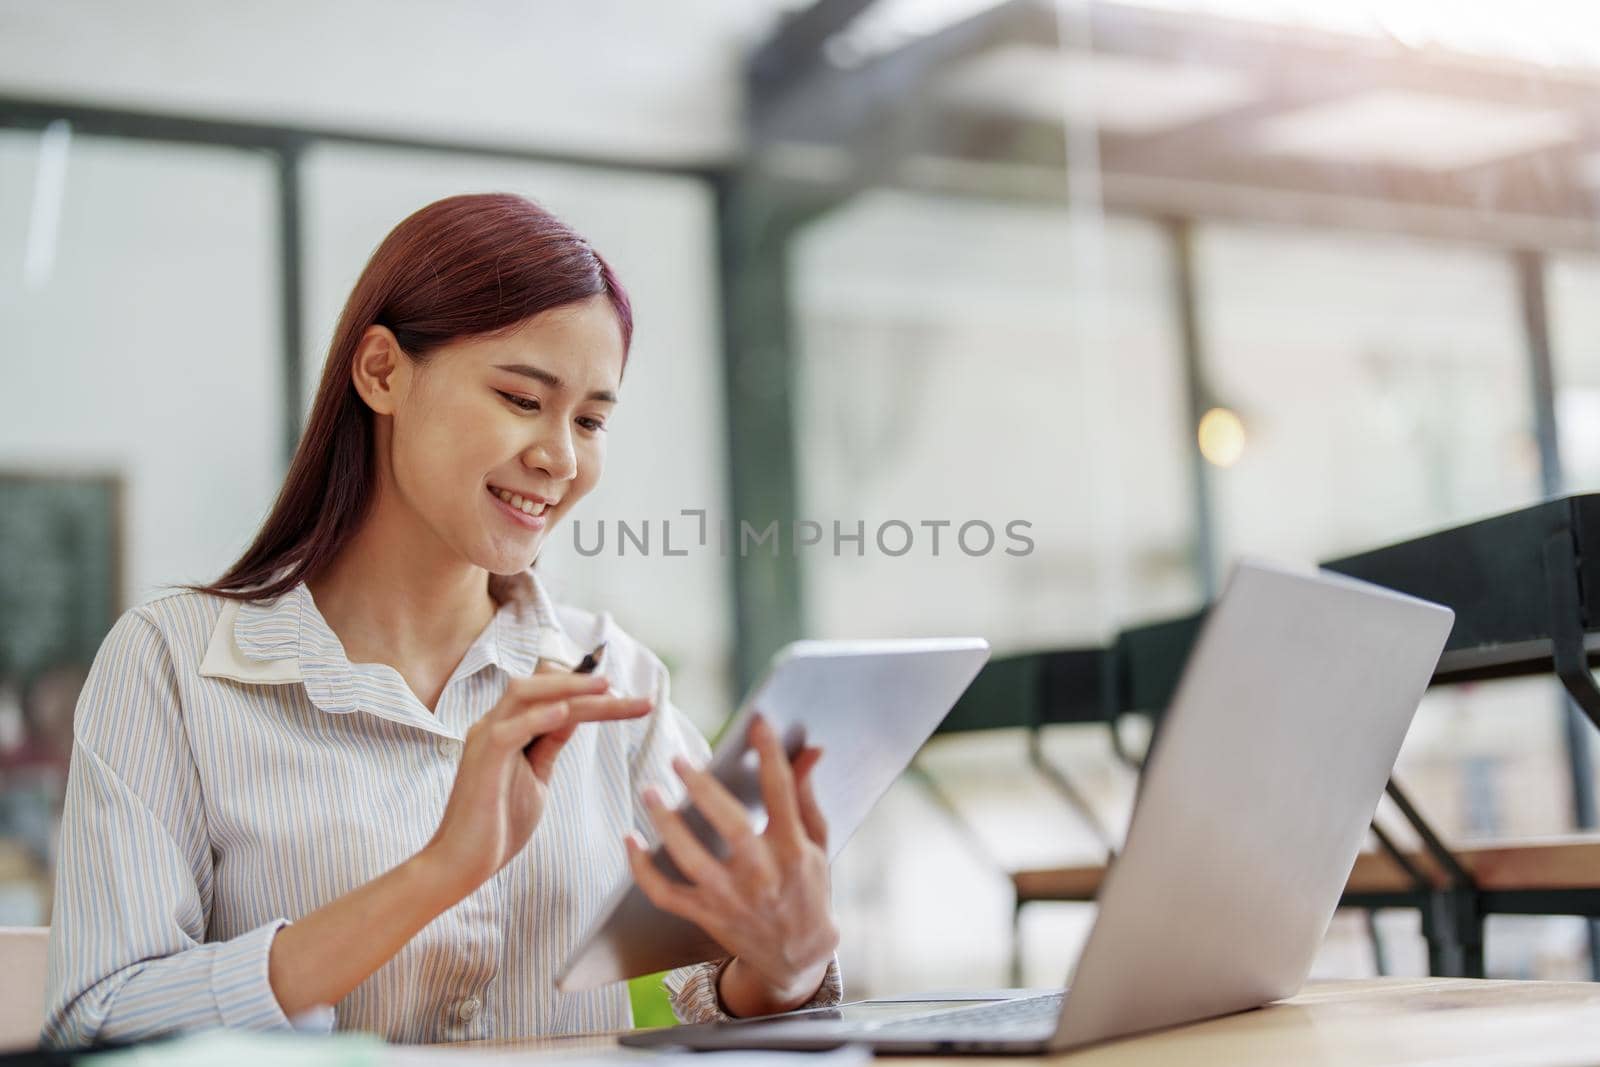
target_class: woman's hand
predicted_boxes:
[626,713,839,1017]
[271,670,649,1017]
[419,669,652,900]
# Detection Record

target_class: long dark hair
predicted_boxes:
[195,192,633,602]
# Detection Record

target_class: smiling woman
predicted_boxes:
[41,194,842,1047]
[201,194,634,605]
[321,295,625,597]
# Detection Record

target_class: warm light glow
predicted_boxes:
[1123,0,1600,68]
[1198,407,1247,467]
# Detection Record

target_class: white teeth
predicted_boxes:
[491,486,546,518]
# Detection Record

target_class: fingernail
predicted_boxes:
[671,755,690,775]
[642,785,662,807]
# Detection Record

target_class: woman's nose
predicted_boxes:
[522,429,577,481]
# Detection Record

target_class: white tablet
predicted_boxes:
[555,636,991,991]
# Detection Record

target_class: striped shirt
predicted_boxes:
[42,569,841,1046]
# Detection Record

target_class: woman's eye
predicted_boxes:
[577,416,606,432]
[496,390,539,412]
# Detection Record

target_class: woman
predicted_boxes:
[42,193,842,1046]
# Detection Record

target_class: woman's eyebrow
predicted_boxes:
[493,362,618,403]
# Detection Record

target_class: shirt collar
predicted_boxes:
[198,567,589,716]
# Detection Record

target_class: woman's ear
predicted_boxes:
[351,324,412,416]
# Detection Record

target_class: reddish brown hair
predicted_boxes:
[197,192,633,602]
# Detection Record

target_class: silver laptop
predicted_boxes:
[621,559,1455,1054]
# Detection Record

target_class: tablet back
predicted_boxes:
[557,636,991,991]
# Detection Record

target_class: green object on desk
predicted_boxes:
[630,970,677,1029]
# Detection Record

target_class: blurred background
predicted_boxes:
[3,0,1600,1006]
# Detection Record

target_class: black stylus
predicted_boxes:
[521,642,606,758]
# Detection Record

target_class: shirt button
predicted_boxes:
[456,996,481,1023]
[437,737,462,759]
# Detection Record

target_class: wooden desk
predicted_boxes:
[468,978,1600,1065]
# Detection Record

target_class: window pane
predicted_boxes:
[1197,225,1542,565]
[1550,255,1600,492]
[792,191,1200,652]
[0,129,279,925]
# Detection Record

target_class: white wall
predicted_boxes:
[0,0,798,165]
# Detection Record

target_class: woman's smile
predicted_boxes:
[487,483,551,531]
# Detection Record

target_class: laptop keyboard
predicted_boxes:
[869,992,1065,1036]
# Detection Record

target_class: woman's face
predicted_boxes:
[384,294,625,575]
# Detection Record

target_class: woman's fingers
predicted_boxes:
[525,725,577,781]
[514,693,649,759]
[625,832,705,923]
[792,746,829,850]
[495,672,609,719]
[792,746,821,779]
[672,755,757,856]
[642,785,732,895]
[562,693,653,725]
[496,702,570,750]
[750,714,805,848]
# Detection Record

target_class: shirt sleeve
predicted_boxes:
[662,956,845,1024]
[626,657,845,1026]
[42,609,302,1048]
